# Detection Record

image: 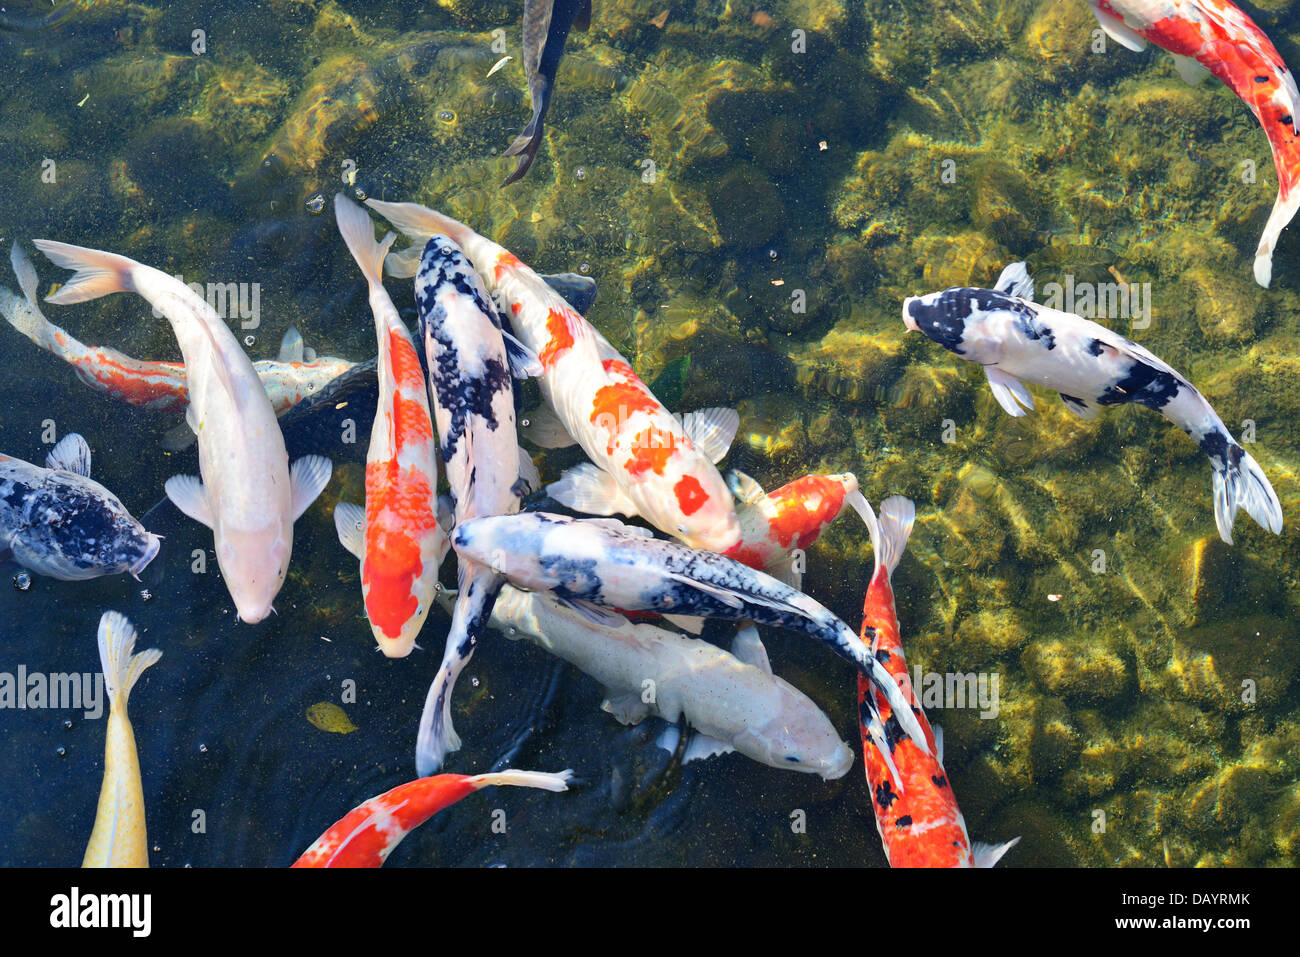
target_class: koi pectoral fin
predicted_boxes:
[985,366,1034,417]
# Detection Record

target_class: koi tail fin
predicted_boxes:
[31,240,137,304]
[2,241,62,352]
[334,193,396,290]
[365,199,475,250]
[845,492,916,582]
[972,836,1020,868]
[97,611,161,712]
[1211,443,1283,544]
[1253,185,1300,287]
[467,769,574,793]
[415,659,462,778]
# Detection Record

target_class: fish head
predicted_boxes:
[649,466,742,553]
[903,287,1017,363]
[735,708,854,781]
[14,478,163,581]
[215,521,291,623]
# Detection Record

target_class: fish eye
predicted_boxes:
[784,755,802,763]
[676,523,688,534]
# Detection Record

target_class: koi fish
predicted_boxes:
[903,262,1283,544]
[853,496,1018,868]
[466,585,854,779]
[0,433,160,581]
[365,199,743,553]
[332,195,445,658]
[721,470,863,589]
[83,612,161,868]
[1088,0,1300,287]
[410,232,538,774]
[34,239,333,622]
[449,510,929,752]
[291,768,572,867]
[3,241,354,416]
[502,0,592,185]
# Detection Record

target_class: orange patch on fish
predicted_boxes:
[674,474,708,516]
[623,427,676,477]
[767,476,847,549]
[493,251,524,281]
[362,462,437,638]
[538,306,577,369]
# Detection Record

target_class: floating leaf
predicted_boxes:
[306,701,357,734]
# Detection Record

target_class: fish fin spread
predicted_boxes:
[874,496,916,580]
[602,691,652,725]
[10,240,40,306]
[730,624,772,674]
[764,551,803,591]
[304,345,317,362]
[335,194,398,297]
[668,572,746,611]
[683,732,736,763]
[502,328,544,378]
[332,502,366,560]
[467,769,573,792]
[556,594,625,628]
[662,613,707,634]
[31,239,137,303]
[993,261,1035,301]
[1170,53,1210,86]
[278,325,305,363]
[725,469,767,505]
[45,432,92,477]
[97,611,161,710]
[165,474,214,528]
[1253,185,1300,288]
[520,403,578,448]
[1087,2,1148,52]
[679,407,740,464]
[1059,393,1099,419]
[289,455,333,521]
[1210,443,1284,545]
[972,836,1021,868]
[547,462,639,516]
[384,243,422,279]
[365,199,464,247]
[934,723,945,767]
[985,366,1035,416]
[516,445,542,495]
[160,418,199,452]
[502,114,546,187]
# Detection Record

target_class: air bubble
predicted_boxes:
[12,571,30,591]
[305,192,327,215]
[244,335,255,347]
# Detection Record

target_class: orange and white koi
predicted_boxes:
[332,194,445,658]
[3,241,354,414]
[83,612,161,868]
[291,768,572,867]
[34,240,333,623]
[1088,0,1300,286]
[364,198,743,553]
[721,470,862,588]
[852,495,1018,868]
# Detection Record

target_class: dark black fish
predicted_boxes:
[502,0,592,186]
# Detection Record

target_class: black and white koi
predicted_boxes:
[449,511,930,753]
[411,233,538,775]
[903,262,1283,545]
[0,433,159,581]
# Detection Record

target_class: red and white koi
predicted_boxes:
[332,194,444,658]
[291,768,572,868]
[1088,0,1300,286]
[364,198,743,552]
[852,495,1018,868]
[33,240,333,623]
[3,241,354,415]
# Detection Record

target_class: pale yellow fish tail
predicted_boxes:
[83,611,161,868]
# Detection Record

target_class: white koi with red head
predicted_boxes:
[1088,0,1300,287]
[33,240,332,623]
[365,198,742,553]
[332,195,445,658]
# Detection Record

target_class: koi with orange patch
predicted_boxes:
[331,195,445,659]
[1088,0,1300,286]
[851,495,1019,868]
[291,768,572,867]
[3,241,354,416]
[364,198,743,553]
[410,232,541,775]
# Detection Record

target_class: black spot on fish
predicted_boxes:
[539,554,602,601]
[1257,75,1270,83]
[1283,115,1294,127]
[895,814,913,830]
[876,648,891,664]
[875,780,898,809]
[932,773,948,789]
[1087,337,1106,356]
[1198,429,1241,473]
[1097,357,1182,411]
[905,291,972,353]
[882,713,906,751]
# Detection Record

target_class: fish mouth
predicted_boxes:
[902,297,920,332]
[129,534,163,579]
[820,742,855,781]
